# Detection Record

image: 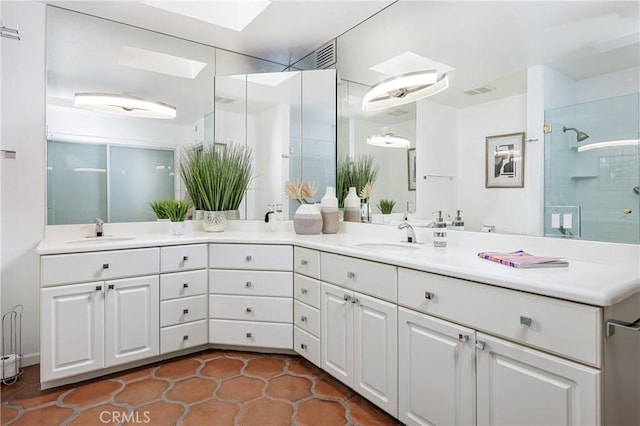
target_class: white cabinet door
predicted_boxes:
[105,275,159,366]
[476,333,601,426]
[398,308,475,426]
[353,293,398,417]
[321,282,353,386]
[41,282,104,381]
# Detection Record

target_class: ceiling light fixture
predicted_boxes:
[367,134,411,148]
[362,70,449,111]
[74,93,177,120]
[577,139,638,152]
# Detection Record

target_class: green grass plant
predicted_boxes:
[377,199,396,214]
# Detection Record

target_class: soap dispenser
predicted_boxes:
[432,210,448,247]
[451,210,465,231]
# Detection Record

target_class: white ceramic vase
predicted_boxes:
[203,211,228,232]
[171,221,185,235]
[293,204,323,235]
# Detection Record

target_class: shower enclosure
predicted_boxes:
[544,93,639,244]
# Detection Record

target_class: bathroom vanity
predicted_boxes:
[37,222,640,425]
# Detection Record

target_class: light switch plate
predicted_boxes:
[545,206,580,237]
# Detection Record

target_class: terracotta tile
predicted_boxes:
[1,405,19,423]
[114,378,168,406]
[200,358,243,379]
[244,357,285,378]
[288,358,323,377]
[182,399,238,426]
[225,351,259,360]
[63,379,122,408]
[165,377,217,404]
[130,400,184,425]
[192,350,224,361]
[8,383,69,409]
[347,395,398,426]
[10,404,74,426]
[266,375,312,402]
[1,381,26,403]
[20,364,40,384]
[238,398,293,426]
[217,376,263,403]
[111,365,155,382]
[314,375,354,400]
[296,399,347,426]
[154,358,200,380]
[68,403,127,426]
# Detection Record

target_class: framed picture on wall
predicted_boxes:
[407,148,416,191]
[485,132,525,188]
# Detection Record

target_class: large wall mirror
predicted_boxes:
[335,1,639,243]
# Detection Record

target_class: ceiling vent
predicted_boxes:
[463,85,496,96]
[215,96,234,104]
[315,40,336,70]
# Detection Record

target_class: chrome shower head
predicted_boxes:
[562,126,589,142]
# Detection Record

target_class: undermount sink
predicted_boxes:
[65,236,136,244]
[355,242,422,252]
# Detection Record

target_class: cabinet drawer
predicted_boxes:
[42,248,159,286]
[320,252,397,302]
[294,274,321,309]
[209,319,293,349]
[398,268,602,366]
[210,295,292,323]
[294,300,320,337]
[161,270,207,300]
[210,270,292,297]
[294,327,321,367]
[294,247,320,279]
[209,244,292,270]
[161,295,208,327]
[161,244,207,273]
[161,320,208,354]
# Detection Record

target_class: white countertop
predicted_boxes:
[37,221,640,307]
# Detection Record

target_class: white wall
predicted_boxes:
[577,66,640,103]
[0,1,46,365]
[457,94,528,233]
[415,100,458,221]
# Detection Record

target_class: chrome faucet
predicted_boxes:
[398,221,418,243]
[94,218,104,237]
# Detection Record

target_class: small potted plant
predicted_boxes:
[162,200,191,235]
[149,200,171,221]
[377,199,396,224]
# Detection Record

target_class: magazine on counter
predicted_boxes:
[477,250,569,268]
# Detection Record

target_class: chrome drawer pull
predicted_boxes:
[424,291,435,300]
[606,318,640,337]
[300,343,307,350]
[183,308,189,315]
[245,281,252,288]
[102,263,109,269]
[183,335,189,341]
[95,285,102,291]
[347,272,356,279]
[183,283,189,289]
[301,259,308,265]
[246,332,252,338]
[246,307,253,313]
[520,316,532,327]
[108,284,115,290]
[351,297,359,304]
[475,340,486,351]
[301,288,308,295]
[245,255,252,262]
[343,294,351,301]
[458,334,469,343]
[300,315,307,322]
[183,256,189,261]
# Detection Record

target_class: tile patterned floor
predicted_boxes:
[1,350,400,425]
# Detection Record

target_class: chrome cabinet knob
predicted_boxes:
[300,315,307,322]
[301,259,308,265]
[245,281,252,288]
[108,284,115,290]
[183,335,189,341]
[343,294,351,301]
[246,332,252,338]
[424,291,435,300]
[458,334,469,343]
[347,272,356,279]
[301,288,308,295]
[520,316,532,327]
[245,255,252,262]
[351,297,359,304]
[183,283,189,289]
[182,255,189,261]
[95,285,102,291]
[246,307,253,313]
[102,263,109,269]
[183,308,189,315]
[300,343,307,350]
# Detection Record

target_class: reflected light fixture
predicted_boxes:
[577,139,638,152]
[74,93,177,120]
[362,70,449,111]
[367,134,411,148]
